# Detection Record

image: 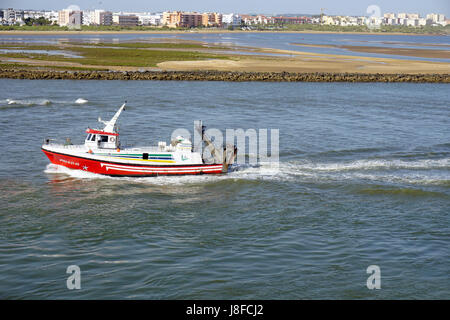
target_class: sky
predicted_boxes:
[1,0,449,16]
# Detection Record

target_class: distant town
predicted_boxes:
[0,7,448,29]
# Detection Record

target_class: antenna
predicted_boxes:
[321,8,327,25]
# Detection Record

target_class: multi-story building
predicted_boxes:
[181,12,202,28]
[83,9,113,25]
[405,18,417,26]
[113,15,139,26]
[272,16,310,25]
[426,13,446,26]
[82,10,95,25]
[98,11,113,25]
[222,13,241,27]
[255,15,270,24]
[14,10,24,21]
[44,10,59,24]
[417,18,427,26]
[3,8,16,21]
[137,14,161,26]
[384,18,397,25]
[383,13,396,19]
[58,9,83,27]
[239,15,251,25]
[321,15,338,25]
[383,13,396,25]
[23,10,43,20]
[202,12,222,27]
[91,9,104,24]
[339,16,359,26]
[398,13,420,19]
[162,11,202,28]
[162,11,175,26]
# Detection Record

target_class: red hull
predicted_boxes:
[42,149,224,176]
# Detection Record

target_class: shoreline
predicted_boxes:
[1,39,449,75]
[0,69,448,82]
[0,29,444,36]
[292,43,450,59]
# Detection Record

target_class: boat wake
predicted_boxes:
[285,158,450,172]
[44,156,450,187]
[3,98,51,107]
[1,97,92,109]
[75,98,88,104]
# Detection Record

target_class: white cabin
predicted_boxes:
[85,129,119,149]
[84,102,125,150]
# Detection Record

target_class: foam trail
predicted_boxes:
[5,98,51,106]
[75,98,88,104]
[43,157,450,186]
[287,158,450,172]
[45,164,109,179]
[43,163,280,185]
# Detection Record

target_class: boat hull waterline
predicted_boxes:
[42,148,225,177]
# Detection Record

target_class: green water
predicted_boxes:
[0,80,449,299]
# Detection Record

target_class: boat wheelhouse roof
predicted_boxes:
[86,128,119,136]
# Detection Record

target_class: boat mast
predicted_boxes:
[102,102,126,133]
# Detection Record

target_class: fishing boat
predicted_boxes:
[42,102,237,177]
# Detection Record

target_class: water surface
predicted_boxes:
[0,80,449,299]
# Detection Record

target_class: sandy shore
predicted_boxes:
[2,49,449,75]
[157,48,450,74]
[1,37,449,76]
[292,43,450,59]
[3,51,448,74]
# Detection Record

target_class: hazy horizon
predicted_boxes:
[1,0,449,17]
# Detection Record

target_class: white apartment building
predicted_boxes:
[21,10,58,24]
[341,16,359,26]
[44,11,59,24]
[23,10,45,19]
[426,13,446,26]
[417,18,427,26]
[137,14,161,25]
[222,13,242,27]
[2,8,24,23]
[383,13,396,19]
[405,18,417,27]
[398,13,419,19]
[82,10,95,25]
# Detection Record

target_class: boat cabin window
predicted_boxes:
[90,134,96,141]
[100,135,109,143]
[86,134,91,141]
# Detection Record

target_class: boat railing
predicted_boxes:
[43,138,86,150]
[44,139,176,153]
